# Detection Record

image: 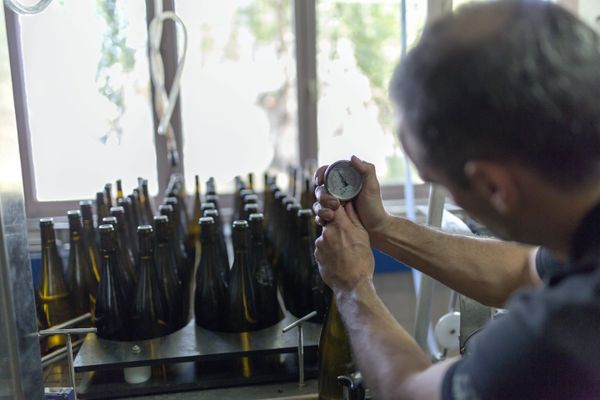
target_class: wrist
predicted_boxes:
[367,213,391,247]
[333,275,374,302]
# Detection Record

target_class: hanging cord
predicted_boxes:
[4,0,52,15]
[148,6,187,167]
[4,0,53,15]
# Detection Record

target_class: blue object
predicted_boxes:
[44,387,74,400]
[373,248,410,273]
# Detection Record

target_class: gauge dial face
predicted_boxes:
[324,160,363,201]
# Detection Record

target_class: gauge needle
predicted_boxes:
[338,170,349,187]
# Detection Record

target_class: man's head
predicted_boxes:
[391,0,600,245]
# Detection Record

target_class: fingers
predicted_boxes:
[314,165,328,186]
[350,154,376,178]
[344,202,362,227]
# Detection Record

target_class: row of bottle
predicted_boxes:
[35,170,354,399]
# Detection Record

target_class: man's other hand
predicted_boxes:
[315,201,374,292]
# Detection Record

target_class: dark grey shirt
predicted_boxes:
[442,204,600,399]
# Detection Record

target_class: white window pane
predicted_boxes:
[317,1,423,185]
[19,0,157,201]
[175,0,298,193]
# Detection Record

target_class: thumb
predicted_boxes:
[351,155,378,188]
[344,201,362,227]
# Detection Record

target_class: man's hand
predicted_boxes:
[313,156,388,235]
[315,201,374,292]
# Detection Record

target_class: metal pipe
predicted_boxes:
[45,313,91,331]
[41,339,84,367]
[39,327,97,337]
[282,311,317,333]
[66,334,78,400]
[282,311,316,387]
[298,325,305,386]
[413,185,445,353]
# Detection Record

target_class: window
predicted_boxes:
[316,0,424,186]
[175,0,298,193]
[18,0,157,203]
[8,0,446,217]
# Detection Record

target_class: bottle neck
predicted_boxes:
[40,226,57,248]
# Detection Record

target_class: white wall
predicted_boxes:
[578,0,600,31]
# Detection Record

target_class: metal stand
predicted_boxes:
[39,326,97,400]
[282,311,317,387]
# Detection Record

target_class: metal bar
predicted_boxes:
[298,325,305,387]
[39,328,97,337]
[41,339,84,367]
[45,313,91,331]
[66,334,78,400]
[0,6,44,398]
[282,311,317,333]
[294,0,318,166]
[413,185,445,353]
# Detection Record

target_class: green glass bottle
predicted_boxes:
[116,179,124,202]
[294,209,328,321]
[194,216,229,331]
[159,204,186,283]
[318,297,354,400]
[248,213,283,328]
[141,179,155,226]
[133,188,146,225]
[117,197,139,258]
[38,218,74,349]
[95,224,130,341]
[131,225,169,340]
[165,197,188,258]
[96,192,109,222]
[127,193,142,231]
[80,200,101,283]
[300,176,316,210]
[66,210,96,317]
[110,206,135,268]
[201,202,216,215]
[102,216,136,289]
[247,172,254,191]
[154,215,183,330]
[272,195,295,279]
[281,203,301,312]
[205,194,221,212]
[104,183,113,209]
[188,175,202,273]
[203,209,230,283]
[228,220,258,332]
[243,203,259,222]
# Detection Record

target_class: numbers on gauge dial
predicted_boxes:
[325,161,363,200]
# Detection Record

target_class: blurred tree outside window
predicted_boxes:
[18,0,158,201]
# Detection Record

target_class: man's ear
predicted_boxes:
[464,160,519,215]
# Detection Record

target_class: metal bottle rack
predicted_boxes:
[73,311,322,399]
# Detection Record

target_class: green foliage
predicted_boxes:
[323,3,401,133]
[238,0,291,48]
[95,0,135,143]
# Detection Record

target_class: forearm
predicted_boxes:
[370,215,536,307]
[336,278,451,400]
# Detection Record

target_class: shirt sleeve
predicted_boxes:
[442,270,600,400]
[535,246,564,281]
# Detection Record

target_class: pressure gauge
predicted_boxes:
[324,160,364,201]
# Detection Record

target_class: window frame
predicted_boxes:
[6,0,441,219]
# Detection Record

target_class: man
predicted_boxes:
[313,1,600,399]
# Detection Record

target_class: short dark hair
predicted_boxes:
[390,0,600,188]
